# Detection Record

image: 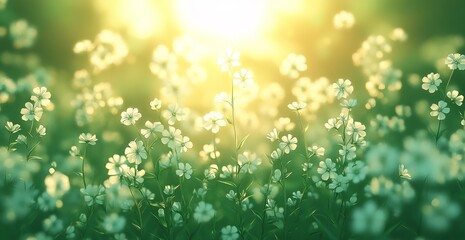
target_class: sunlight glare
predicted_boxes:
[175,0,269,43]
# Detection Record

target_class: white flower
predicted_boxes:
[278,134,298,154]
[80,184,105,206]
[333,11,355,29]
[217,48,240,72]
[430,100,450,120]
[161,126,182,150]
[193,201,215,223]
[150,98,162,110]
[317,158,337,181]
[102,213,126,234]
[36,125,46,137]
[352,201,387,235]
[31,87,51,107]
[79,133,98,145]
[445,53,465,70]
[5,121,21,133]
[328,175,349,193]
[280,53,307,79]
[333,79,353,99]
[162,104,185,125]
[447,90,464,106]
[233,69,253,88]
[399,164,412,180]
[106,154,127,176]
[120,108,142,126]
[307,145,325,157]
[180,136,193,153]
[124,140,147,165]
[221,225,240,240]
[266,128,279,142]
[421,73,442,93]
[21,102,43,121]
[325,118,342,129]
[176,162,193,179]
[238,152,262,174]
[341,99,357,109]
[140,121,164,138]
[287,101,307,111]
[203,111,227,134]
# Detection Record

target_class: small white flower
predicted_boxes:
[279,134,298,154]
[238,152,262,174]
[280,53,307,79]
[287,101,307,111]
[421,73,442,93]
[124,140,147,165]
[307,145,325,157]
[36,125,46,137]
[447,90,464,106]
[325,118,342,129]
[80,185,105,206]
[217,48,240,72]
[140,121,164,138]
[333,11,355,29]
[31,86,51,107]
[221,225,239,240]
[193,201,215,223]
[399,164,412,180]
[161,126,182,150]
[266,128,279,142]
[162,104,185,125]
[333,79,353,99]
[21,102,43,122]
[203,111,226,134]
[317,158,337,181]
[5,121,21,133]
[79,133,97,145]
[150,98,162,110]
[233,68,254,88]
[176,162,193,179]
[430,100,450,120]
[120,108,142,126]
[445,53,465,70]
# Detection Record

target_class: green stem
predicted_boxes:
[281,161,288,240]
[260,169,273,240]
[81,145,88,188]
[435,69,455,143]
[129,185,143,239]
[296,110,307,154]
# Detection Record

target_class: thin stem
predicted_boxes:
[296,110,307,154]
[26,140,41,161]
[230,71,238,153]
[260,169,273,240]
[7,132,13,151]
[434,69,454,143]
[81,145,88,188]
[129,185,143,239]
[281,161,288,240]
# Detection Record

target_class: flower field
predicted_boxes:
[1,0,465,239]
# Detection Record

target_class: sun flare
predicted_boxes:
[174,0,269,43]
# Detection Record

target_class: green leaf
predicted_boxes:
[250,209,263,221]
[304,124,309,133]
[285,172,293,179]
[217,180,237,188]
[27,156,42,161]
[237,134,249,151]
[132,222,141,230]
[226,118,233,124]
